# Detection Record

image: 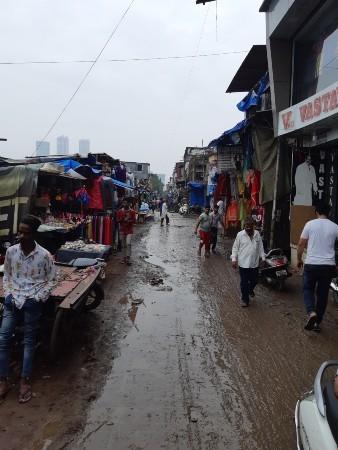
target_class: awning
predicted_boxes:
[208,119,249,147]
[236,73,269,112]
[226,46,267,93]
[111,178,135,191]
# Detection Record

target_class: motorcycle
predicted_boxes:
[179,203,189,216]
[259,248,292,291]
[295,360,338,450]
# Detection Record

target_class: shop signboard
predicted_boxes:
[291,148,337,218]
[278,81,338,136]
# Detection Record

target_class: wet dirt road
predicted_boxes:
[67,215,338,449]
[2,215,338,450]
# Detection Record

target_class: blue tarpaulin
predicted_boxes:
[187,182,205,207]
[237,72,269,112]
[111,178,135,190]
[56,159,81,171]
[208,119,249,147]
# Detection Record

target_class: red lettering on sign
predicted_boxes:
[307,102,314,120]
[282,111,293,129]
[329,89,337,111]
[322,92,331,112]
[299,104,308,122]
[314,97,321,116]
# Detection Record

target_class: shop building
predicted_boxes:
[260,0,338,264]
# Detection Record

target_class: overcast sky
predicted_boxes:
[0,0,265,179]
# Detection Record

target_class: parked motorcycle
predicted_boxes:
[259,248,291,291]
[179,203,189,216]
[295,360,338,450]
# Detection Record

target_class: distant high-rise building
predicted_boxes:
[57,135,69,155]
[79,139,90,155]
[36,141,50,157]
[158,174,166,185]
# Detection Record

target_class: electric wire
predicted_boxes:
[36,0,136,153]
[0,50,248,66]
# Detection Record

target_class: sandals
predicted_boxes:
[19,378,32,404]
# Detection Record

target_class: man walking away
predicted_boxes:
[297,202,338,331]
[160,198,169,226]
[117,201,137,265]
[231,217,265,307]
[195,206,212,257]
[0,215,56,403]
[210,205,225,254]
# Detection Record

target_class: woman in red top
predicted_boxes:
[116,201,136,265]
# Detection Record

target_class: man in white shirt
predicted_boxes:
[297,202,338,331]
[160,198,169,226]
[231,217,265,307]
[0,215,56,403]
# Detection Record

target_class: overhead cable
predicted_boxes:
[0,50,248,66]
[36,0,136,152]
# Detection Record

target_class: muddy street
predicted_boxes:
[65,216,338,450]
[2,216,338,450]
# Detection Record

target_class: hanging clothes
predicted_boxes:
[87,177,104,210]
[246,169,261,208]
[229,172,238,200]
[226,199,239,229]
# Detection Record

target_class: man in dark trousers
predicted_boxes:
[210,205,225,254]
[0,215,56,403]
[231,217,265,307]
[297,202,338,331]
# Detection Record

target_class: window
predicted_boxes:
[137,164,143,172]
[293,0,338,104]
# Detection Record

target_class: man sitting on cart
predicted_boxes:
[0,215,56,403]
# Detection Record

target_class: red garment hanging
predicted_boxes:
[87,177,104,210]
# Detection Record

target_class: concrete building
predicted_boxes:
[260,0,338,263]
[79,139,90,156]
[56,135,69,155]
[35,141,50,157]
[124,162,150,181]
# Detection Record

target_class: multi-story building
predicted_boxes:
[124,162,150,181]
[35,141,50,157]
[183,147,211,183]
[56,136,69,155]
[260,0,338,263]
[79,139,90,156]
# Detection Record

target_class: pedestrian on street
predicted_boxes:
[0,215,56,403]
[117,200,137,265]
[217,199,224,218]
[210,205,225,254]
[160,198,170,226]
[195,206,212,257]
[231,217,265,307]
[297,202,338,331]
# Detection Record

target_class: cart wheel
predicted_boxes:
[84,282,104,311]
[49,309,73,361]
[276,279,285,291]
